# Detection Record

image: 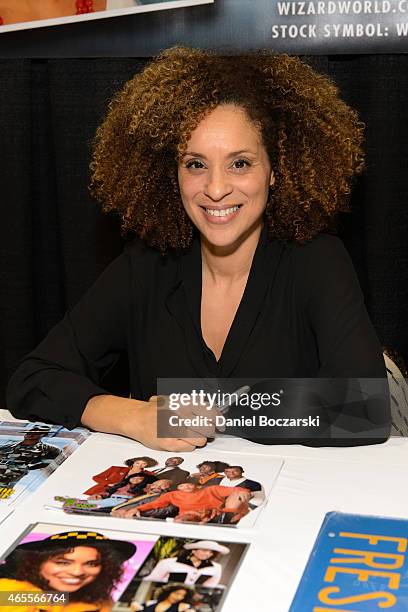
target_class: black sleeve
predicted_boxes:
[295,235,390,445]
[6,251,130,429]
[296,234,386,378]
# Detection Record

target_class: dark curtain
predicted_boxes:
[1,56,407,405]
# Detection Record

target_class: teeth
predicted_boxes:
[205,206,240,217]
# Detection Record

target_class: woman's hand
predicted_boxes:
[82,394,214,451]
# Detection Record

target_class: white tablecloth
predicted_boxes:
[1,412,407,611]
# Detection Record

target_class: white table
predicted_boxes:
[1,410,407,612]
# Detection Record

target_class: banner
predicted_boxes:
[1,0,407,53]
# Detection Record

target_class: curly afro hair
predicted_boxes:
[91,47,364,252]
[0,545,126,603]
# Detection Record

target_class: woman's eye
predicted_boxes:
[185,160,205,169]
[232,159,250,170]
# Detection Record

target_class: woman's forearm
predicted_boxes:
[81,395,143,436]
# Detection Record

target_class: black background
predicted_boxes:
[0,6,407,405]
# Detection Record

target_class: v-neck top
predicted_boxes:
[6,228,387,432]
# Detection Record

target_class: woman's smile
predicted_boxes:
[200,204,242,223]
[40,546,102,592]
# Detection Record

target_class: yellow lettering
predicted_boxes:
[331,548,404,569]
[324,566,400,589]
[340,532,407,553]
[318,586,396,607]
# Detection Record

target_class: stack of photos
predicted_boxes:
[0,421,89,507]
[47,437,282,528]
[0,522,247,612]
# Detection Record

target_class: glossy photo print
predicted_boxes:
[0,0,213,33]
[0,524,247,612]
[113,535,247,611]
[0,522,158,609]
[0,421,89,507]
[39,436,283,528]
[114,580,225,612]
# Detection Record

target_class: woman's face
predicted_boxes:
[129,476,144,484]
[191,548,214,561]
[40,546,102,592]
[129,460,147,473]
[178,104,274,251]
[167,589,188,603]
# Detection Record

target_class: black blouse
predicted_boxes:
[6,228,389,443]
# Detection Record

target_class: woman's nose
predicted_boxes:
[69,564,85,576]
[203,168,233,201]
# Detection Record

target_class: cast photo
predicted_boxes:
[49,437,280,527]
[0,0,213,31]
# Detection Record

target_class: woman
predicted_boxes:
[86,473,159,511]
[0,1,106,26]
[7,48,390,450]
[0,530,136,612]
[84,456,158,496]
[132,585,193,612]
[144,540,229,587]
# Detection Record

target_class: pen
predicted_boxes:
[216,385,251,415]
[211,385,252,436]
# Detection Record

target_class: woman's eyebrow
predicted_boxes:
[183,149,256,158]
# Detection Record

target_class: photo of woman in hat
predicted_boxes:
[0,530,136,611]
[143,541,230,588]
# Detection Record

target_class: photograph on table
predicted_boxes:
[46,436,282,527]
[0,524,246,612]
[113,579,225,612]
[137,536,246,589]
[0,522,160,608]
[0,0,213,33]
[0,421,89,506]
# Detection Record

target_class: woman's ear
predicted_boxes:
[270,170,275,187]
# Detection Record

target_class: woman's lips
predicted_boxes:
[56,577,85,586]
[199,204,242,224]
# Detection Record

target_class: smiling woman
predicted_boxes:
[39,547,102,592]
[6,47,390,450]
[0,531,136,611]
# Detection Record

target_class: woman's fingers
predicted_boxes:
[156,437,207,451]
[154,394,219,440]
